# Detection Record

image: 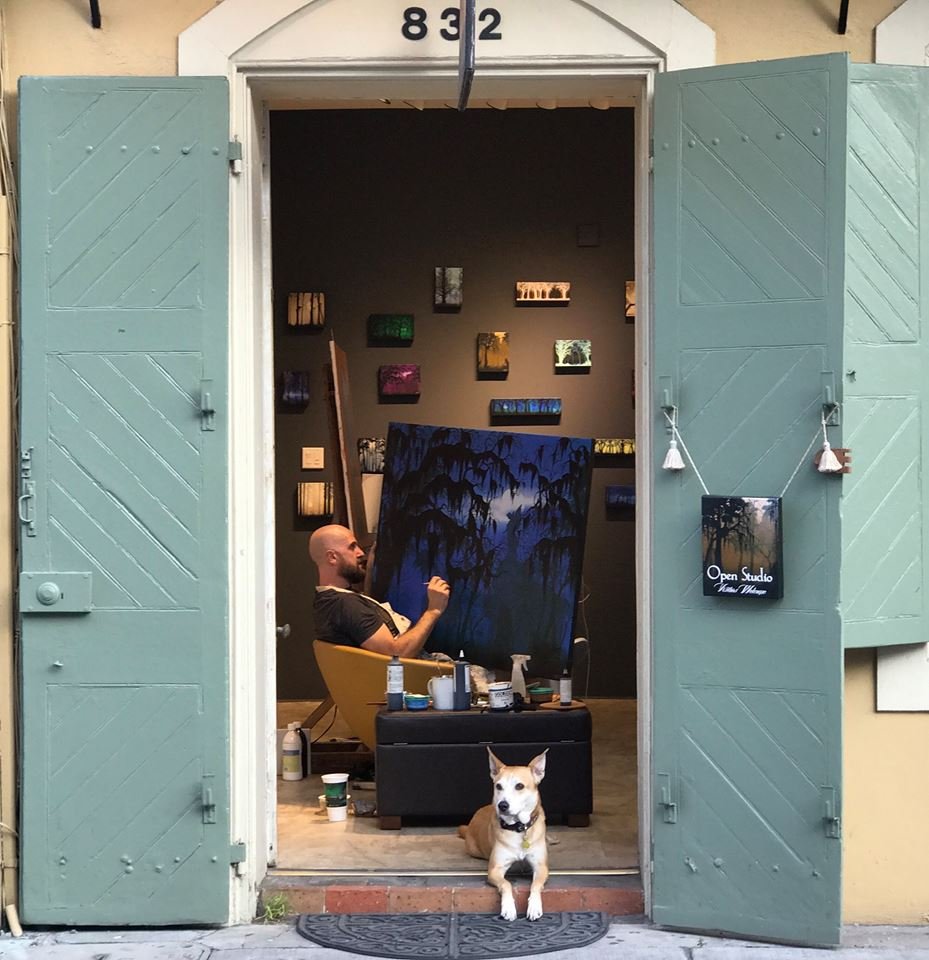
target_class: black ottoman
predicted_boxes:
[374,706,592,829]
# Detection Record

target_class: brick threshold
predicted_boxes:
[262,872,644,917]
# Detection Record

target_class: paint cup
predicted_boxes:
[321,772,349,817]
[428,675,455,710]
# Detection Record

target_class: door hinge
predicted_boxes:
[657,771,678,823]
[821,786,841,839]
[648,136,654,172]
[202,776,217,824]
[228,139,243,176]
[200,379,216,432]
[18,447,36,538]
[230,841,247,878]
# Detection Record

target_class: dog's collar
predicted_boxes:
[498,812,539,834]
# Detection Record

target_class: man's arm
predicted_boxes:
[361,577,449,658]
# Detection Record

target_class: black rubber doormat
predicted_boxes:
[295,911,609,958]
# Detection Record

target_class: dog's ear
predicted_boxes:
[528,749,548,784]
[487,747,503,779]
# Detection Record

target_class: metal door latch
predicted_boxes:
[822,786,841,838]
[657,772,678,823]
[200,379,216,432]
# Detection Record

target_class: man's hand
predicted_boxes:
[426,576,450,614]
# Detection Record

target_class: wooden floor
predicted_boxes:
[275,698,639,873]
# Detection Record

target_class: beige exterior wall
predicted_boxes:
[844,650,929,923]
[1,0,925,927]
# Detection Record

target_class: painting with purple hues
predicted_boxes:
[379,364,421,397]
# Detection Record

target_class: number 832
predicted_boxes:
[402,6,503,41]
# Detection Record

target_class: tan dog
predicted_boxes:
[458,748,549,922]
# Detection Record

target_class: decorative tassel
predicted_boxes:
[817,440,843,474]
[662,438,686,471]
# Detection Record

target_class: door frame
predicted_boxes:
[214,56,658,924]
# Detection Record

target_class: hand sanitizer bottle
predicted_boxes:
[453,650,471,710]
[559,668,572,706]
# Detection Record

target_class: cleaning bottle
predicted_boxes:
[510,654,530,701]
[559,667,572,706]
[282,722,303,781]
[453,650,471,710]
[386,654,405,710]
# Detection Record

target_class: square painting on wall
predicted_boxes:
[358,438,386,474]
[515,281,571,305]
[554,339,592,370]
[371,423,593,676]
[434,267,463,309]
[625,280,636,321]
[477,332,509,376]
[378,364,421,398]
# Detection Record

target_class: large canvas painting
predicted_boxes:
[371,423,593,676]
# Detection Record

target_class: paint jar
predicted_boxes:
[322,772,349,822]
[488,681,514,711]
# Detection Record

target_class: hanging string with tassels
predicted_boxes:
[662,403,843,497]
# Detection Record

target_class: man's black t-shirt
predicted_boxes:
[314,587,401,648]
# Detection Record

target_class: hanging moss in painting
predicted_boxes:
[370,423,593,676]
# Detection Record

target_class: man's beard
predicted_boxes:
[338,556,365,585]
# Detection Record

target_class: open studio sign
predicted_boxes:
[701,496,783,600]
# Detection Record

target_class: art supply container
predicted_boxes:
[322,772,349,821]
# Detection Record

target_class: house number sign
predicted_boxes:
[401,7,502,41]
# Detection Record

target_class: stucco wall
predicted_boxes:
[844,649,929,922]
[2,0,926,927]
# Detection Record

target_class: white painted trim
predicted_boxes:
[179,0,715,926]
[876,0,929,66]
[634,67,655,915]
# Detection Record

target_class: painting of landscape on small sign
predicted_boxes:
[371,423,593,675]
[702,496,783,599]
[358,438,386,474]
[368,314,414,345]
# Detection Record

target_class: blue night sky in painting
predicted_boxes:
[370,423,593,676]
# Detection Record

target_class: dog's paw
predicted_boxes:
[500,899,518,922]
[527,894,544,921]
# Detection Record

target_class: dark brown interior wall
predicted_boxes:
[271,107,637,699]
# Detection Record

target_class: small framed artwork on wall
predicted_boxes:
[515,281,571,305]
[379,364,421,400]
[368,314,414,345]
[358,437,386,473]
[434,267,463,310]
[625,280,636,321]
[554,339,591,371]
[477,332,509,378]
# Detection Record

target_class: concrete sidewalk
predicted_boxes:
[1,919,928,959]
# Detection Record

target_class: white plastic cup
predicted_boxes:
[321,772,349,809]
[326,803,348,822]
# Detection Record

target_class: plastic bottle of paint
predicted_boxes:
[559,669,572,707]
[453,650,471,710]
[282,722,303,781]
[386,654,404,711]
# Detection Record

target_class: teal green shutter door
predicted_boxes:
[18,77,229,924]
[652,55,846,945]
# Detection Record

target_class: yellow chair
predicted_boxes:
[312,640,454,750]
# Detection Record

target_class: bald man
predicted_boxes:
[309,524,450,658]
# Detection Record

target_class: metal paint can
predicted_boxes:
[488,681,514,711]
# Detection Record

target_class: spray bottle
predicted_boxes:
[453,650,471,710]
[510,654,530,701]
[282,722,304,781]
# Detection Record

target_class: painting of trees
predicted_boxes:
[371,423,593,675]
[476,332,509,374]
[702,496,783,599]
